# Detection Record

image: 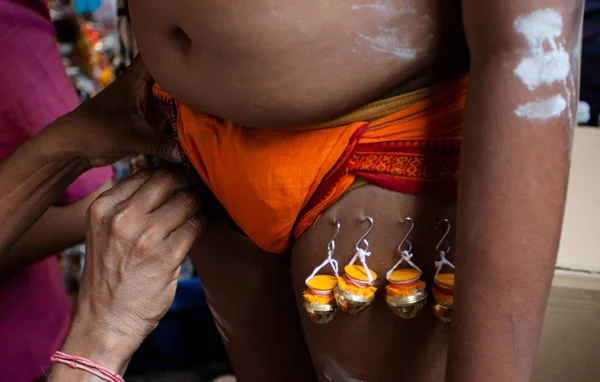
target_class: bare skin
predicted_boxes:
[129,0,468,128]
[0,180,112,277]
[190,217,316,381]
[128,0,585,380]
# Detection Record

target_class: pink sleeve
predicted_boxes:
[54,167,113,205]
[0,0,113,205]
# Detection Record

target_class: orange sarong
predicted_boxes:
[153,77,467,254]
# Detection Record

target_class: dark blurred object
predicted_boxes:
[113,158,132,182]
[52,0,121,95]
[581,1,600,126]
[58,244,86,294]
[129,154,151,173]
[52,9,81,43]
[118,0,136,65]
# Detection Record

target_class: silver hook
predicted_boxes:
[328,221,341,253]
[397,217,414,253]
[435,219,452,254]
[355,217,374,253]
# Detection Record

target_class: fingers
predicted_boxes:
[88,167,202,274]
[167,215,205,263]
[93,169,153,205]
[135,131,182,163]
[86,170,151,236]
[126,169,190,214]
[124,55,153,85]
[126,55,182,163]
[101,55,153,99]
[149,190,201,235]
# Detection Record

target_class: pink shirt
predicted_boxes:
[0,1,113,380]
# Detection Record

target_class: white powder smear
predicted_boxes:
[514,47,570,90]
[514,95,567,120]
[351,3,416,16]
[356,32,416,59]
[514,9,563,50]
[351,1,420,60]
[513,9,572,121]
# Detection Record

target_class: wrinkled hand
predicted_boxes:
[61,169,203,371]
[54,56,180,167]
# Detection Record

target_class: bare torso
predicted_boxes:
[129,2,467,380]
[127,1,583,381]
[129,0,468,128]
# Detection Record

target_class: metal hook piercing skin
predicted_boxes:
[397,217,415,254]
[435,219,452,254]
[355,217,374,253]
[306,221,342,285]
[328,220,342,254]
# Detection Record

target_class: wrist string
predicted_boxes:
[51,351,125,382]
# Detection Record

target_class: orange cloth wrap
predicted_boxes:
[386,280,427,298]
[432,284,454,304]
[303,290,335,306]
[337,276,377,300]
[153,77,467,253]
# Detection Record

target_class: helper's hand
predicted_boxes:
[50,56,180,167]
[57,169,203,374]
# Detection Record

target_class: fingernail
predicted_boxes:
[172,146,182,163]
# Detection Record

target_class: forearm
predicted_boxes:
[0,180,113,276]
[447,58,573,381]
[0,118,89,262]
[49,316,132,381]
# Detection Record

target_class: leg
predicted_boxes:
[190,216,317,382]
[292,185,457,382]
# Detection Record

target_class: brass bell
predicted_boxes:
[302,221,342,324]
[385,218,428,319]
[431,219,455,323]
[334,264,377,315]
[385,269,428,319]
[431,273,454,323]
[303,275,338,324]
[334,217,378,315]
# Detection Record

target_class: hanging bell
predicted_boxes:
[431,219,455,323]
[334,264,378,315]
[385,268,428,319]
[385,218,427,319]
[431,273,454,323]
[303,275,338,324]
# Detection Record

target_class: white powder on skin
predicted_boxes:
[356,32,416,59]
[351,1,421,60]
[351,3,416,16]
[514,9,563,49]
[377,25,401,33]
[514,48,570,90]
[512,9,572,121]
[420,14,433,25]
[514,95,567,120]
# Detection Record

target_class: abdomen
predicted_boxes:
[130,0,467,128]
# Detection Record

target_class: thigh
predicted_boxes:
[292,185,457,382]
[190,216,317,382]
